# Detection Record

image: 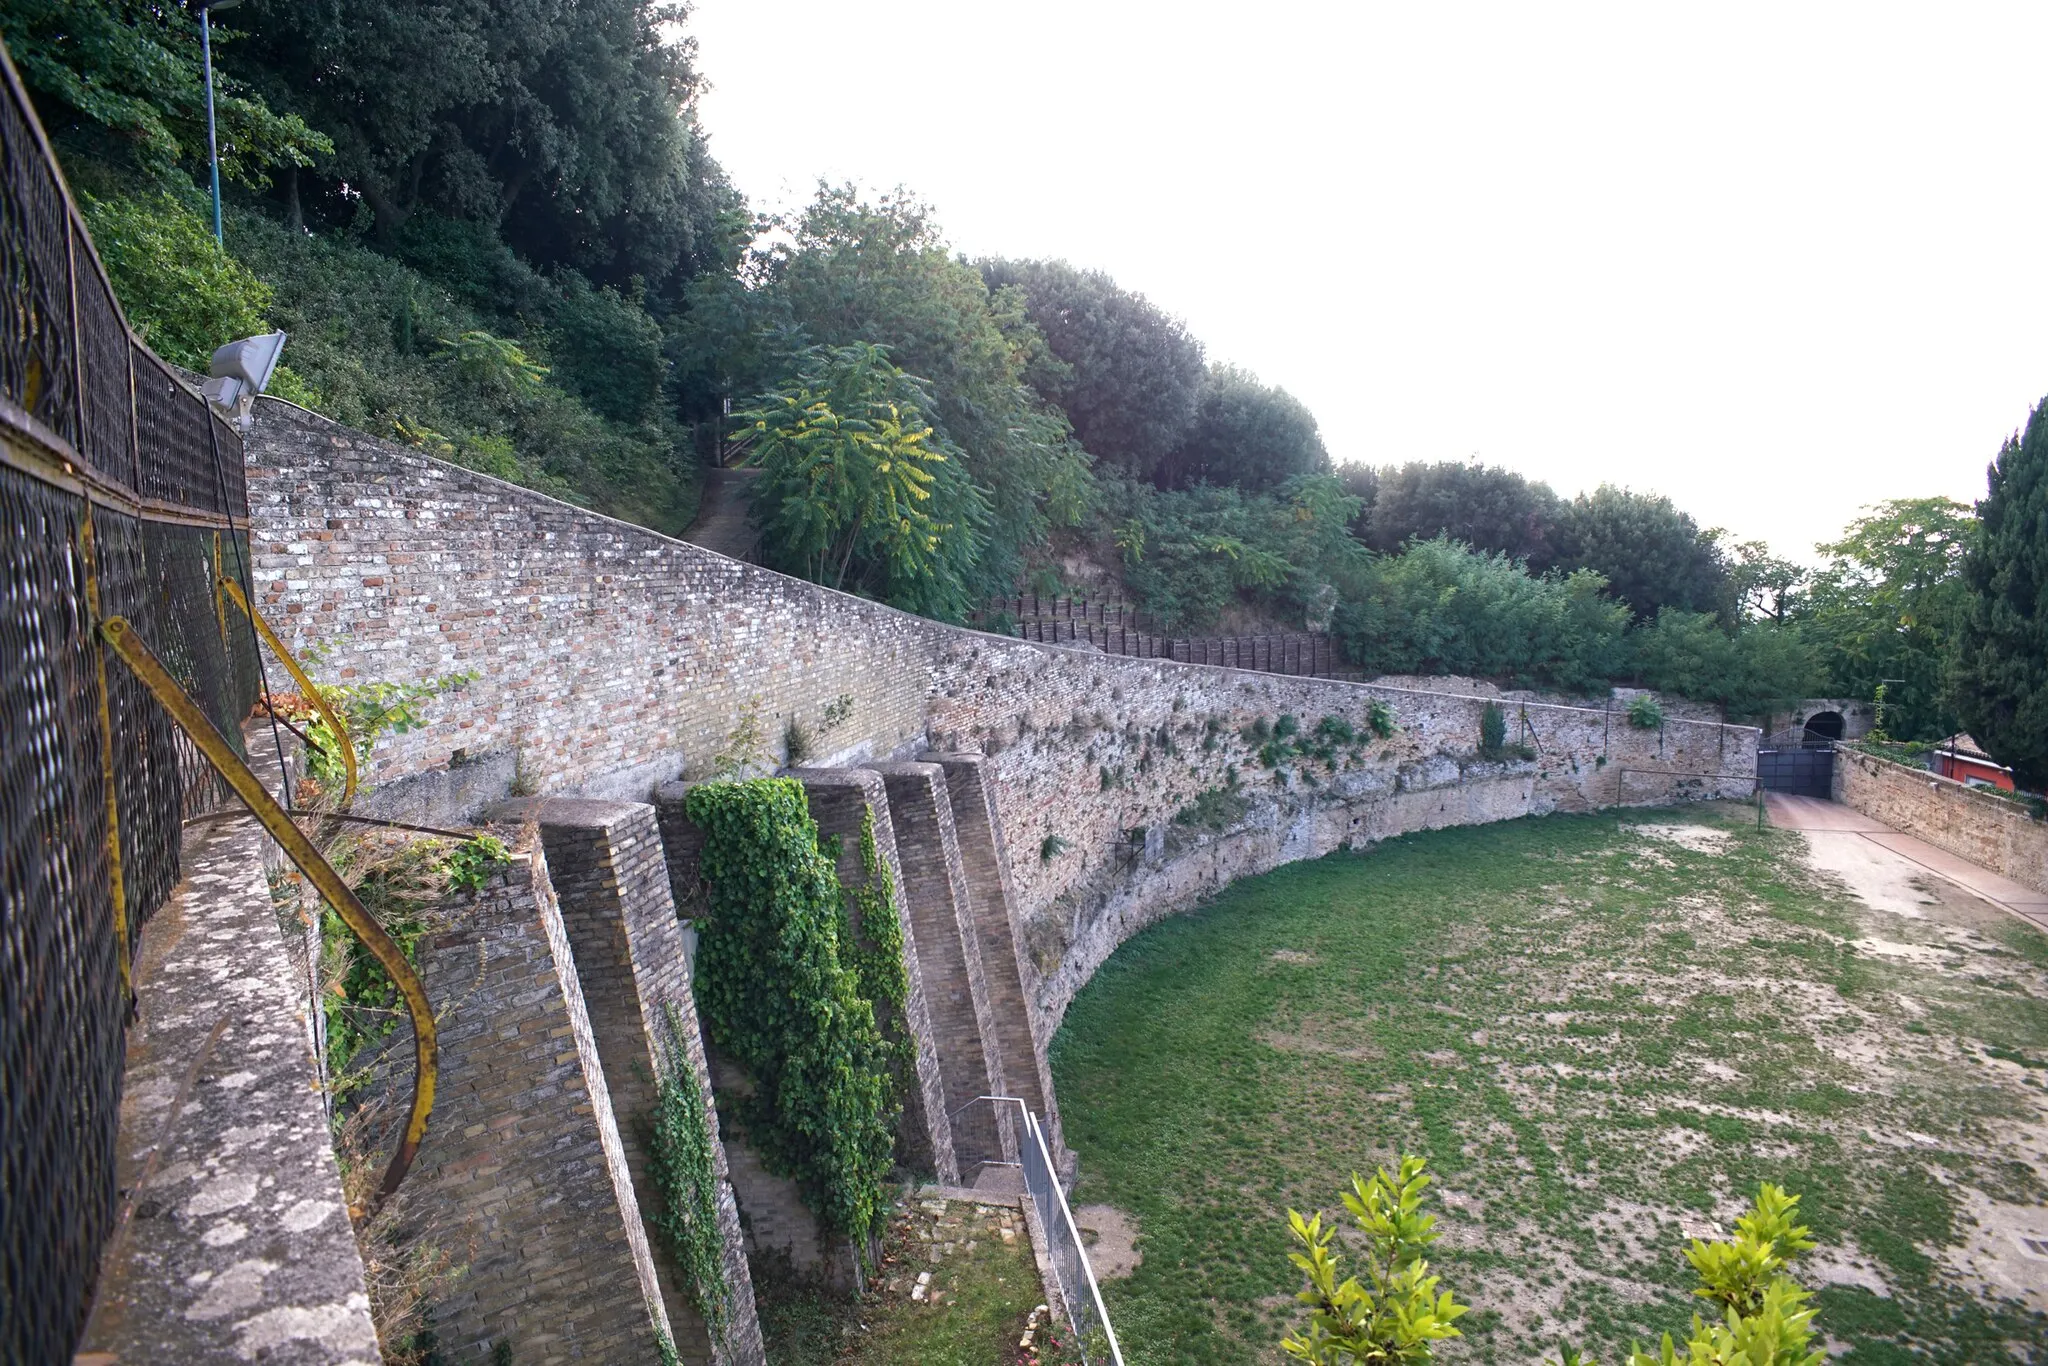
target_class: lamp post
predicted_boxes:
[198,0,243,247]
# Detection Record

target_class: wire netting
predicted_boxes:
[0,43,261,1361]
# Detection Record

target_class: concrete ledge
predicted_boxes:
[81,811,379,1364]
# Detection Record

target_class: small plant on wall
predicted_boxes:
[1627,694,1665,730]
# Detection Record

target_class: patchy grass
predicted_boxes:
[755,1197,1046,1366]
[1052,804,2048,1365]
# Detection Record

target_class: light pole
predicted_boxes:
[198,0,243,247]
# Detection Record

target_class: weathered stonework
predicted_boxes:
[927,751,1066,1166]
[395,836,673,1362]
[1835,748,2048,895]
[245,397,1755,1087]
[871,762,1011,1174]
[80,808,380,1365]
[494,798,765,1366]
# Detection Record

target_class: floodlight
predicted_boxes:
[202,330,288,431]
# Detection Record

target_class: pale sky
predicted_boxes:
[688,2,2048,562]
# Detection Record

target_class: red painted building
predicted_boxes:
[1931,734,2016,791]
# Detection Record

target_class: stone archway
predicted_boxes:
[1802,710,1846,742]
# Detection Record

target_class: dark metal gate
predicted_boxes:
[1758,742,1834,797]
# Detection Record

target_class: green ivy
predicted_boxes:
[683,779,898,1242]
[836,807,915,1092]
[439,835,510,893]
[650,1005,729,1340]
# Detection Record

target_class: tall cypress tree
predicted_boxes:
[1951,399,2048,790]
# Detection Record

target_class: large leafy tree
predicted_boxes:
[224,0,741,287]
[1797,496,1974,742]
[1160,364,1330,492]
[1548,485,1727,620]
[738,342,987,621]
[3,0,329,188]
[751,188,1091,595]
[1631,611,1819,721]
[1364,461,1561,563]
[981,256,1206,481]
[1951,405,2048,787]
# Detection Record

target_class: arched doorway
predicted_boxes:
[1802,711,1845,743]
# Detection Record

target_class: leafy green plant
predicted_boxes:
[784,717,813,766]
[292,671,479,790]
[1040,833,1071,861]
[821,693,856,731]
[1627,695,1666,730]
[1367,698,1397,739]
[80,191,274,372]
[439,835,509,894]
[1545,1184,1823,1366]
[709,697,769,781]
[683,779,897,1243]
[650,1004,729,1340]
[440,329,549,397]
[1280,1155,1470,1363]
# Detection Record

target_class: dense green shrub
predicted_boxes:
[1629,611,1816,721]
[1334,538,1631,690]
[683,779,897,1242]
[80,191,272,371]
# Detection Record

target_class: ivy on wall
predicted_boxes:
[836,806,914,1092]
[650,1004,729,1340]
[683,779,899,1242]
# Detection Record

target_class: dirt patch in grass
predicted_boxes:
[1052,802,2048,1365]
[1073,1204,1142,1279]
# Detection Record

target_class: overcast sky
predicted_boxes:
[688,2,2047,562]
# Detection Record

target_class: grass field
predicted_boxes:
[1051,804,2048,1365]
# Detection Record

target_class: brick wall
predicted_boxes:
[505,799,764,1366]
[245,398,1753,1061]
[1835,748,2048,894]
[397,837,673,1362]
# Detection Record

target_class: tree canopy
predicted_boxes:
[1160,365,1331,492]
[980,256,1206,481]
[1364,461,1561,562]
[1951,407,2048,786]
[1548,485,1728,621]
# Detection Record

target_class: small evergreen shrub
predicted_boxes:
[1627,695,1666,730]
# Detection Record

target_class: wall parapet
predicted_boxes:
[1834,747,2048,896]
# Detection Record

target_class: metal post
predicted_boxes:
[202,7,223,247]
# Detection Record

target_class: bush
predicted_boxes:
[1280,1162,1824,1366]
[1627,695,1665,730]
[80,191,271,370]
[1334,538,1631,691]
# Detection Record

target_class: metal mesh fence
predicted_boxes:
[1020,1110,1126,1366]
[0,44,261,1362]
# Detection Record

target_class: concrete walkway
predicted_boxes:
[1767,792,2048,931]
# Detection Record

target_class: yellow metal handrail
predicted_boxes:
[98,616,435,1202]
[215,572,359,807]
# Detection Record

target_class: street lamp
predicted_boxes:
[198,0,243,248]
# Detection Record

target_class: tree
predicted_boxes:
[1727,540,1808,623]
[738,342,987,621]
[756,189,1092,595]
[1332,538,1632,691]
[3,0,329,189]
[1631,611,1819,721]
[1364,461,1561,563]
[1160,364,1331,492]
[1951,403,2048,788]
[981,256,1207,480]
[224,0,742,287]
[1549,485,1727,620]
[1798,496,1974,742]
